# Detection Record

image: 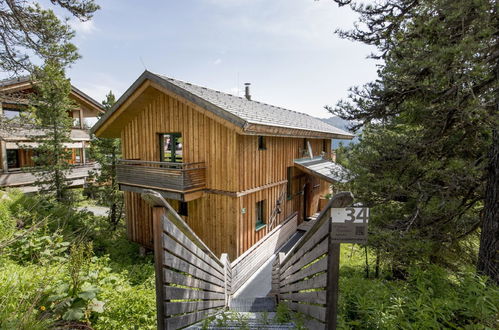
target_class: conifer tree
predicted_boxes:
[329,0,498,281]
[88,92,123,228]
[29,62,75,202]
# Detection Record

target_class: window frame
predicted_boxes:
[178,201,188,217]
[258,136,266,150]
[255,200,266,231]
[159,133,183,163]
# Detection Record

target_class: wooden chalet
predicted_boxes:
[0,76,104,192]
[92,71,353,260]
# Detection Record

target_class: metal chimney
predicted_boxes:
[244,83,251,100]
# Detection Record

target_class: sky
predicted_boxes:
[63,0,377,119]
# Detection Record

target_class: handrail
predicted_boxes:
[279,192,354,268]
[142,189,223,266]
[119,159,205,168]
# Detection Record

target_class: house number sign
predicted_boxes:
[330,207,369,244]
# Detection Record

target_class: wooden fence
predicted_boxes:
[144,191,231,330]
[230,212,298,294]
[272,192,354,330]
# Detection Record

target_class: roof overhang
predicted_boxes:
[294,157,350,183]
[0,77,104,114]
[91,71,247,138]
[91,71,356,140]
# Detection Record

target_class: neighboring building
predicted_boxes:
[0,76,104,192]
[92,71,353,260]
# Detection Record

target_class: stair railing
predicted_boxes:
[142,190,232,330]
[272,192,354,330]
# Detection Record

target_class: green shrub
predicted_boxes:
[338,265,499,329]
[0,258,60,329]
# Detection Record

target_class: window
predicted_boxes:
[286,167,293,200]
[159,133,183,163]
[6,149,19,168]
[323,139,327,153]
[3,109,22,119]
[178,202,188,216]
[255,200,266,230]
[258,136,266,150]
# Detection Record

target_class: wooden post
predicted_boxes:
[325,193,354,330]
[220,253,230,307]
[0,140,8,173]
[153,207,166,330]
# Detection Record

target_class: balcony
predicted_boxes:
[116,160,206,201]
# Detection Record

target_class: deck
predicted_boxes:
[0,164,98,192]
[116,159,206,200]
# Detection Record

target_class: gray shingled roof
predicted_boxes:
[294,156,350,183]
[92,71,354,139]
[0,75,104,111]
[154,73,352,137]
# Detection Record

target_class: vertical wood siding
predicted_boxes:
[119,88,333,259]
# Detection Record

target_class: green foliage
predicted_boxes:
[0,190,156,329]
[7,227,70,264]
[28,62,76,203]
[329,0,498,274]
[338,254,499,329]
[87,91,123,228]
[0,0,99,73]
[274,302,292,324]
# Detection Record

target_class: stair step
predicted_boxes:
[186,312,295,329]
[229,297,276,312]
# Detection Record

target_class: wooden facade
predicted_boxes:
[112,86,334,260]
[0,76,104,188]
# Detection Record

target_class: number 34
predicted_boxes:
[345,207,369,223]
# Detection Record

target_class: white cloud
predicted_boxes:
[70,19,97,35]
[213,58,222,65]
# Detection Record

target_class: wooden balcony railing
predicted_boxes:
[116,159,206,193]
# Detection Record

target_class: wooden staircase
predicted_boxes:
[142,189,354,330]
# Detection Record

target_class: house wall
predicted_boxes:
[120,91,239,257]
[119,89,333,259]
[234,136,331,255]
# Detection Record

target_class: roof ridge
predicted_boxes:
[154,73,317,118]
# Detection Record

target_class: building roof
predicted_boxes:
[92,71,354,139]
[294,156,350,183]
[0,75,104,112]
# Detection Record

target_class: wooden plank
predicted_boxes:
[163,216,224,273]
[163,251,225,287]
[163,270,225,293]
[281,255,327,287]
[165,307,221,329]
[164,286,225,301]
[280,217,329,274]
[286,302,327,322]
[280,290,326,305]
[280,272,327,294]
[165,300,225,316]
[303,317,326,330]
[281,238,328,280]
[163,235,225,281]
[152,207,166,330]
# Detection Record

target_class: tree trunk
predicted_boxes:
[477,128,499,285]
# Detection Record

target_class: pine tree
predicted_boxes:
[0,0,99,74]
[88,92,123,228]
[29,62,75,202]
[329,0,498,281]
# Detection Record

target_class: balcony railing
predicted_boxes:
[116,159,206,193]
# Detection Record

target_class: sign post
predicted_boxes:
[326,207,369,330]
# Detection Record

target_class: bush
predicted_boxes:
[338,265,499,329]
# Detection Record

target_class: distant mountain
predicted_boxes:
[319,116,360,148]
